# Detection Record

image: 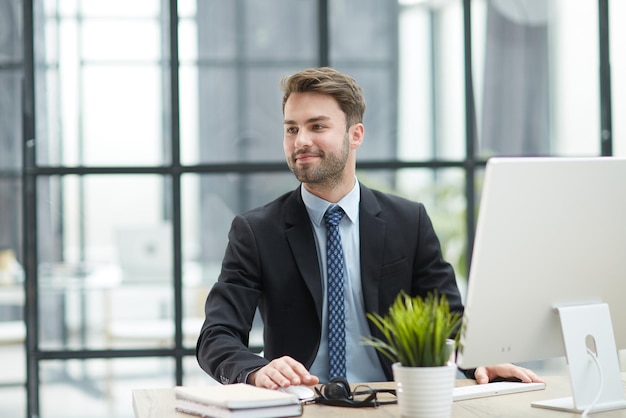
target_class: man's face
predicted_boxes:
[283,92,351,186]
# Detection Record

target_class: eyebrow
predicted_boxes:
[283,115,331,125]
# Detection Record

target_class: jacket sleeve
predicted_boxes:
[411,203,475,379]
[410,203,464,316]
[195,214,268,384]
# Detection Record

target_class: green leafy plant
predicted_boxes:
[362,291,462,367]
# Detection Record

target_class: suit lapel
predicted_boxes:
[282,185,386,323]
[359,186,385,317]
[284,188,324,322]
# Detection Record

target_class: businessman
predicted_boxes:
[196,67,543,389]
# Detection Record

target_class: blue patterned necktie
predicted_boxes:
[324,205,346,380]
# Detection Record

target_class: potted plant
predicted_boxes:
[362,291,462,418]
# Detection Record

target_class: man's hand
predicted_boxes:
[247,356,319,389]
[474,364,546,384]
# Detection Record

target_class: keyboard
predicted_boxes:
[453,381,546,401]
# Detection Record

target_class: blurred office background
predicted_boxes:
[0,0,624,417]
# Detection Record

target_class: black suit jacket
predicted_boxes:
[196,183,464,384]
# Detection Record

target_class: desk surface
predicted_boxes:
[133,374,626,418]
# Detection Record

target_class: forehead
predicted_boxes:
[283,92,345,123]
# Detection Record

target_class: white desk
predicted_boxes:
[133,374,626,418]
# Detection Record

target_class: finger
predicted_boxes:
[301,373,320,386]
[522,369,545,383]
[512,369,533,383]
[474,367,489,384]
[254,369,283,389]
[256,357,318,389]
[495,365,544,384]
[267,357,310,387]
[502,365,534,383]
[281,357,315,385]
[255,361,294,388]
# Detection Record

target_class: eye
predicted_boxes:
[285,126,298,135]
[312,124,325,131]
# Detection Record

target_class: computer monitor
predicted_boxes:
[456,157,626,413]
[116,222,173,281]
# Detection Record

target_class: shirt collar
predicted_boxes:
[301,179,360,227]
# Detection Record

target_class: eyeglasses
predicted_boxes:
[314,383,397,408]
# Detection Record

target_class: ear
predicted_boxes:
[349,123,364,149]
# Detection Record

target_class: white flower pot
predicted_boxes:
[392,362,456,418]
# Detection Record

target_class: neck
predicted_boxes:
[303,175,356,204]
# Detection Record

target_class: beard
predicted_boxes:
[287,133,350,187]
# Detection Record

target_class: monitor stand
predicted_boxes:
[532,303,626,413]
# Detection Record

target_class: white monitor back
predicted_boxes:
[115,222,173,281]
[457,157,626,369]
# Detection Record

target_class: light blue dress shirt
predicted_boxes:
[301,180,387,383]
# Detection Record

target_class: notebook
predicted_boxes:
[174,384,302,418]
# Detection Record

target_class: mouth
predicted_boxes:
[294,150,322,164]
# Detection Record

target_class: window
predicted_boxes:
[1,1,619,416]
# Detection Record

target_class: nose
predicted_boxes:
[294,129,312,149]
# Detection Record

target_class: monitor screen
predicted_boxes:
[456,157,626,413]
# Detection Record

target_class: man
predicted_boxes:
[196,67,543,389]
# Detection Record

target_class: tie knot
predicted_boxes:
[324,205,345,227]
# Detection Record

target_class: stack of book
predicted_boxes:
[174,383,303,418]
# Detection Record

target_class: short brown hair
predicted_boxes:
[280,67,366,128]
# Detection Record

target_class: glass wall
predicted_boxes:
[399,1,467,160]
[0,0,26,417]
[1,0,622,417]
[610,0,625,156]
[471,0,603,157]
